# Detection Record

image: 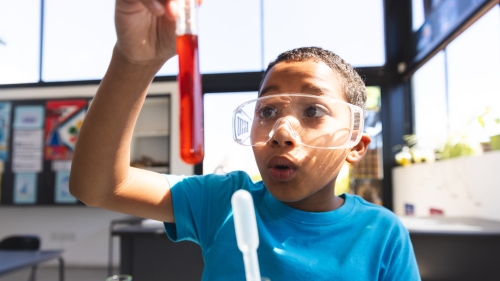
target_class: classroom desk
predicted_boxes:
[401,216,500,281]
[0,250,64,281]
[112,223,204,281]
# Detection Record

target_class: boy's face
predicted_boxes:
[253,60,368,212]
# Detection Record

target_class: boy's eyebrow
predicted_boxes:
[259,84,330,97]
[259,85,280,97]
[300,84,329,95]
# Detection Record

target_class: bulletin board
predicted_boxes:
[0,98,89,206]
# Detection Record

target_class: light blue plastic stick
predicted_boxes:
[232,189,261,281]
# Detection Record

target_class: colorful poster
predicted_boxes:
[13,173,37,204]
[45,100,87,160]
[0,102,12,161]
[55,171,77,203]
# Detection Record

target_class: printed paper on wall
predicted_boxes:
[12,129,44,173]
[0,102,12,161]
[12,105,45,173]
[13,105,45,130]
[55,171,77,203]
[13,173,37,204]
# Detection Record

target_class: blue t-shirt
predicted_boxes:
[164,171,420,280]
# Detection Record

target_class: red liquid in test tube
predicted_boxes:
[176,0,204,164]
[177,35,204,164]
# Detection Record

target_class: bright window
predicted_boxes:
[263,0,386,67]
[412,0,425,31]
[0,0,41,84]
[412,5,500,147]
[203,92,260,180]
[42,0,116,82]
[158,0,263,76]
[446,5,500,141]
[412,51,448,147]
[3,0,388,83]
[198,0,262,74]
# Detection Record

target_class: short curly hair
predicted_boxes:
[259,46,366,113]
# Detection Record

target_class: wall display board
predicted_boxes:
[0,98,87,205]
[0,95,170,206]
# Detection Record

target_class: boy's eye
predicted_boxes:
[258,106,277,119]
[304,105,327,118]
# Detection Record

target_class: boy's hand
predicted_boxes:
[114,0,200,66]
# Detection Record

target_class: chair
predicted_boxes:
[0,235,41,281]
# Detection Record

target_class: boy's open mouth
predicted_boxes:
[268,156,297,181]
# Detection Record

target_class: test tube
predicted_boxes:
[231,190,261,281]
[176,0,204,164]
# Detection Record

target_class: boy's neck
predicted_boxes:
[283,194,345,212]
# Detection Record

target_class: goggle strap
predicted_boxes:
[233,106,253,144]
[348,107,364,147]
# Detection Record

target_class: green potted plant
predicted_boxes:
[477,107,500,151]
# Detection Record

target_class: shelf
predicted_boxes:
[133,130,169,137]
[140,166,169,173]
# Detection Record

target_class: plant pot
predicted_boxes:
[490,134,500,151]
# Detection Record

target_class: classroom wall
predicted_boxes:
[393,150,500,221]
[0,81,194,267]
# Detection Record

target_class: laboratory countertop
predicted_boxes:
[398,216,500,235]
[113,217,500,235]
[111,219,165,235]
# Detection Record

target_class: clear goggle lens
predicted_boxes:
[232,94,364,149]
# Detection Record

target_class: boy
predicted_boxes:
[69,0,421,280]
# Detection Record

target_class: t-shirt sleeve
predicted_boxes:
[381,222,421,281]
[163,172,248,251]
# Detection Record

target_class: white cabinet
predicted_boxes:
[130,96,170,174]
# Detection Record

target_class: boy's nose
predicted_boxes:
[269,118,299,147]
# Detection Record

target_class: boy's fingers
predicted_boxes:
[139,0,165,16]
[137,0,202,21]
[165,0,178,21]
[165,0,202,21]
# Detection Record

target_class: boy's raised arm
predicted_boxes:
[69,0,184,222]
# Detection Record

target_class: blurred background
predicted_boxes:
[1,0,500,280]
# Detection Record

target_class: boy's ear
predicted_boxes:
[345,133,371,164]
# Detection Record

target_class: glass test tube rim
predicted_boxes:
[176,0,199,36]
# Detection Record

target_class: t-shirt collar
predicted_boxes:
[263,191,356,225]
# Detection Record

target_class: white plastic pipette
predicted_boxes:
[231,189,261,281]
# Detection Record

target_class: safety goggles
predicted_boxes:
[232,94,364,149]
